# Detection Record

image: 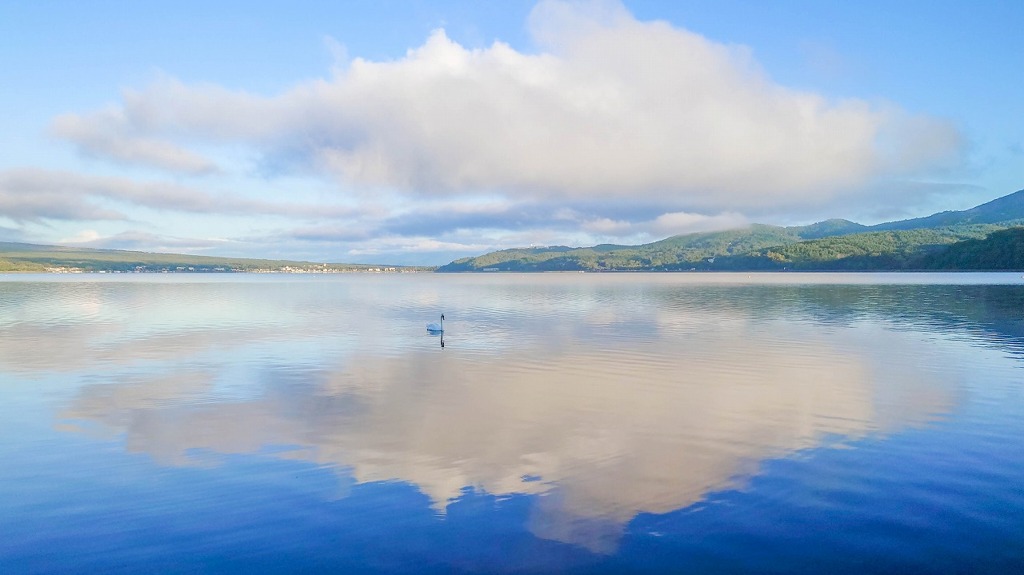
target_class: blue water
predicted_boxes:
[1,273,1022,573]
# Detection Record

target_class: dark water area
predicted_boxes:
[1,273,1022,573]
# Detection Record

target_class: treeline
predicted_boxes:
[0,258,47,272]
[438,224,1023,272]
[922,227,1024,270]
[732,226,998,271]
[0,242,429,273]
[440,187,1024,272]
[440,225,806,271]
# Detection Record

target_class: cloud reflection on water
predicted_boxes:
[43,279,970,554]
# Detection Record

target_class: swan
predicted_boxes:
[426,314,444,333]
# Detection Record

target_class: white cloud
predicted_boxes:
[580,210,747,240]
[59,229,234,253]
[0,169,128,222]
[21,0,980,264]
[51,108,219,175]
[648,211,749,236]
[345,236,490,256]
[49,0,963,213]
[0,168,359,222]
[581,217,634,235]
[59,229,102,244]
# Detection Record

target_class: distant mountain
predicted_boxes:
[437,188,1024,272]
[870,189,1024,231]
[789,219,867,239]
[0,242,429,273]
[439,224,807,272]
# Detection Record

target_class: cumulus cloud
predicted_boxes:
[60,229,233,252]
[0,168,357,222]
[345,236,491,256]
[51,108,219,175]
[30,0,973,263]
[49,0,963,213]
[581,210,748,238]
[58,229,103,244]
[0,169,128,222]
[379,202,578,237]
[285,224,375,243]
[648,211,749,236]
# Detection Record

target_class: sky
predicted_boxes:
[1,0,1022,265]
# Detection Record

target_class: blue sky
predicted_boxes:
[1,0,1021,265]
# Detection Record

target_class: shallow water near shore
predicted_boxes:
[1,272,1023,573]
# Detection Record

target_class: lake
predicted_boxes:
[1,272,1022,573]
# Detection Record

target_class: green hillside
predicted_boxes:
[439,225,805,272]
[871,188,1024,231]
[0,257,48,272]
[720,226,1001,271]
[788,219,867,239]
[438,188,1024,272]
[7,188,1023,274]
[0,242,429,273]
[921,227,1024,270]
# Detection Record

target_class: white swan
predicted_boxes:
[426,314,444,333]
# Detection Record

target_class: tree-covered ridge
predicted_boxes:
[439,188,1024,272]
[438,224,1011,272]
[440,225,806,271]
[921,227,1024,270]
[730,226,1003,270]
[787,219,868,239]
[871,188,1024,231]
[0,257,47,272]
[0,242,430,273]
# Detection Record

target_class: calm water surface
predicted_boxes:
[1,273,1022,573]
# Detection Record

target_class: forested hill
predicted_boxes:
[920,227,1024,270]
[438,189,1024,272]
[870,188,1024,231]
[0,242,429,273]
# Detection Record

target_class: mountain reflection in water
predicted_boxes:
[33,275,986,554]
